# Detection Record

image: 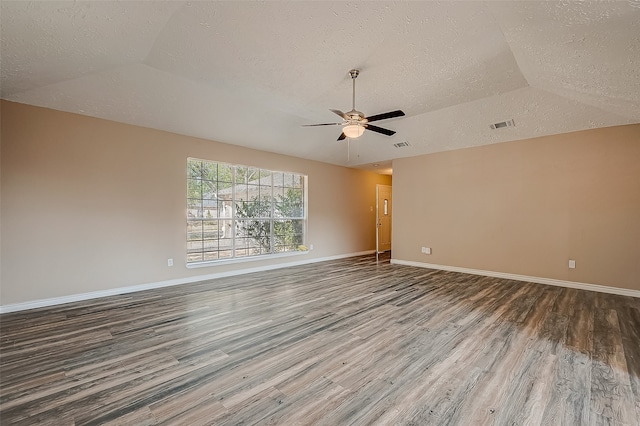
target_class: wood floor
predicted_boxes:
[1,255,639,425]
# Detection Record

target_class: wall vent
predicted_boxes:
[489,119,515,130]
[393,141,411,148]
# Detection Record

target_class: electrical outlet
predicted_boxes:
[167,258,174,267]
[309,244,314,250]
[424,247,431,255]
[568,259,576,269]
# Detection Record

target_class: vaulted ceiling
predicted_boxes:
[2,1,639,172]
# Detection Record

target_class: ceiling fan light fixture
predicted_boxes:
[343,124,365,139]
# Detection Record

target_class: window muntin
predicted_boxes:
[187,159,306,264]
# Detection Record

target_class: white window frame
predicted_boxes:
[186,158,308,266]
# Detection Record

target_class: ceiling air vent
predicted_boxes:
[489,119,515,130]
[393,141,411,148]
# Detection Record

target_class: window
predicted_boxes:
[187,158,306,264]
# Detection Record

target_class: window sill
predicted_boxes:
[186,250,309,269]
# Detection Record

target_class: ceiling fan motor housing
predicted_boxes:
[348,110,366,123]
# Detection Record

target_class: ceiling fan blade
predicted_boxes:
[337,132,347,141]
[330,109,349,120]
[364,124,396,136]
[365,110,405,123]
[302,123,342,127]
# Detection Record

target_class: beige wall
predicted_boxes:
[0,101,391,306]
[393,124,640,291]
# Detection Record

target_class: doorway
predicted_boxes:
[376,184,392,253]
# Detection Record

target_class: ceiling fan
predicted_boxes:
[303,69,405,141]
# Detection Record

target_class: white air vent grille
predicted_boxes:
[393,141,411,148]
[490,119,515,130]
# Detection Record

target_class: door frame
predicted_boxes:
[376,184,392,254]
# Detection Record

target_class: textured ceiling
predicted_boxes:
[2,1,639,172]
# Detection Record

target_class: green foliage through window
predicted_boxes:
[187,158,306,263]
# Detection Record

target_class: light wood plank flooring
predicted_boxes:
[1,255,639,425]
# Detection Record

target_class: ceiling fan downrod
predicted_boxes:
[349,69,359,112]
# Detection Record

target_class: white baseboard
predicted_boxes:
[391,259,640,299]
[0,250,375,314]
